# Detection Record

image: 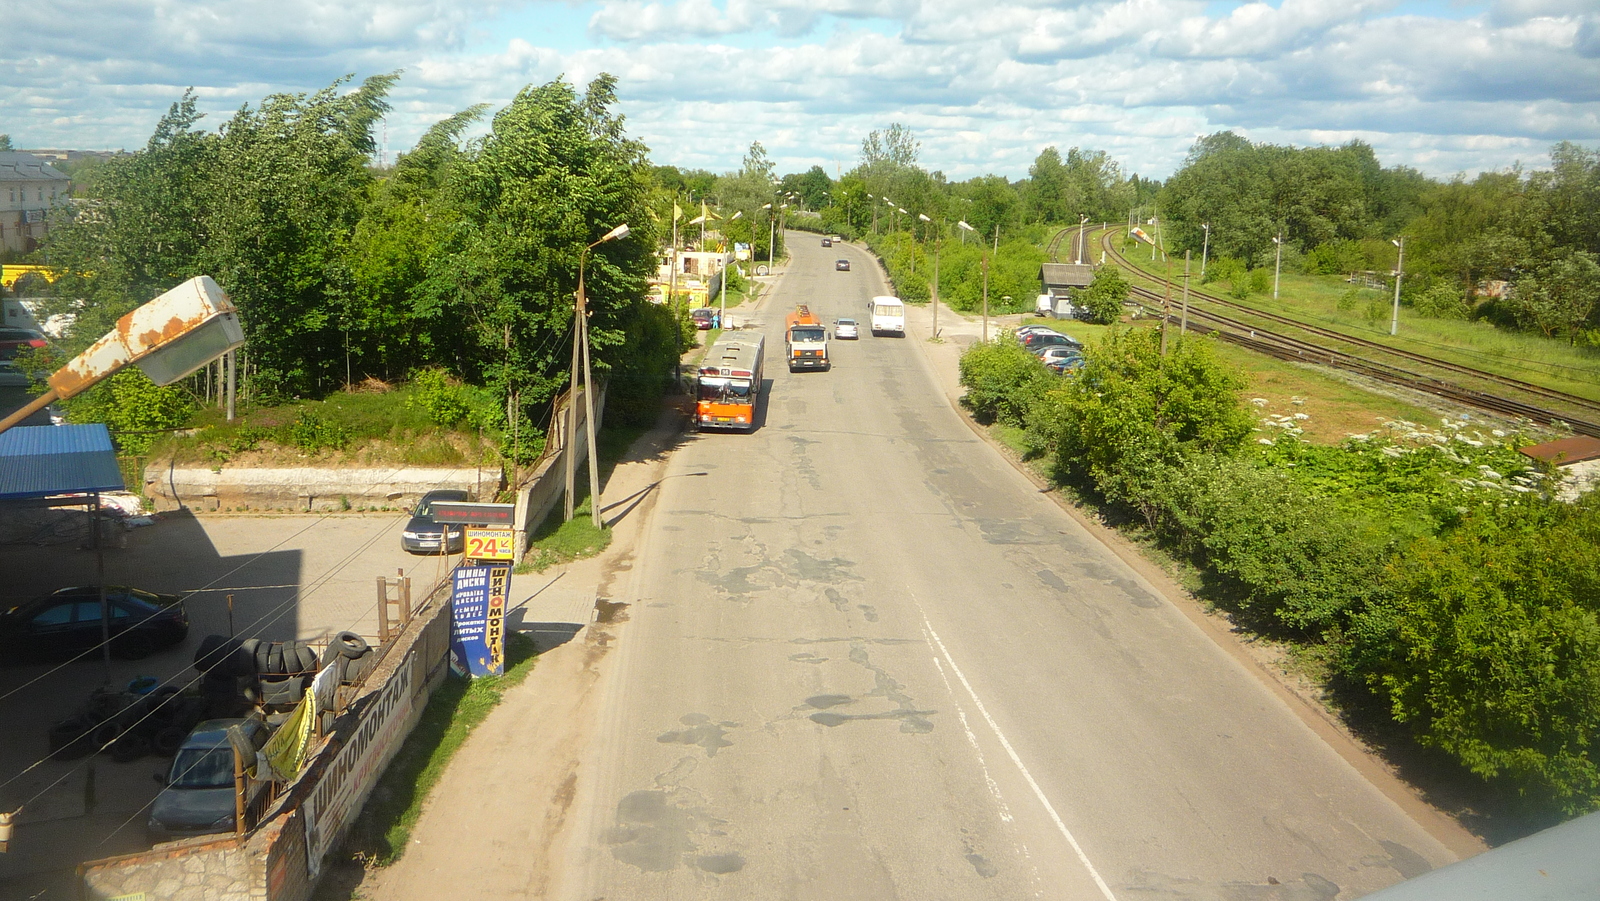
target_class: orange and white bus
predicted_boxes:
[784,304,830,371]
[695,333,766,431]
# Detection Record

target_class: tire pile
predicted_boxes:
[47,685,206,762]
[45,632,379,763]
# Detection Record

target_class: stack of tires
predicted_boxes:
[47,684,206,762]
[191,632,378,712]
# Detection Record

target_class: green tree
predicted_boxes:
[424,74,659,421]
[1507,251,1600,339]
[1078,266,1128,324]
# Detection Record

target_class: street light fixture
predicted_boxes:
[0,276,245,434]
[566,222,629,528]
[1390,237,1405,336]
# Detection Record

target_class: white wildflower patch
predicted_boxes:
[1293,413,1310,421]
[1258,438,1274,445]
[1250,398,1269,407]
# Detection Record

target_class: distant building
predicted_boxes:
[1040,262,1094,296]
[0,152,70,254]
[1518,435,1600,502]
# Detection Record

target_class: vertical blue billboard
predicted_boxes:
[450,564,509,677]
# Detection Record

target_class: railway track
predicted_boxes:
[1100,230,1600,437]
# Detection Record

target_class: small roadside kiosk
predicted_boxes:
[434,501,517,677]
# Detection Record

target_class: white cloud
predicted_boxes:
[0,0,1595,181]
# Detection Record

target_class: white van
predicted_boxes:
[868,296,905,336]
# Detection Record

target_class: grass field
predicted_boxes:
[1099,227,1600,403]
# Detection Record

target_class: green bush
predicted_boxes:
[62,369,196,455]
[1412,282,1473,320]
[406,367,473,427]
[958,338,1053,427]
[1133,457,1393,632]
[1033,329,1254,499]
[1343,494,1600,816]
[1201,256,1244,286]
[284,409,350,452]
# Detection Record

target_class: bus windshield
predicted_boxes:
[698,379,752,401]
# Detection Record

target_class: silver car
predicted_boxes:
[834,318,859,339]
[148,718,270,841]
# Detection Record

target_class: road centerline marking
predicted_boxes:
[917,602,1120,901]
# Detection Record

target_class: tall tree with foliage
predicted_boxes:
[423,74,659,423]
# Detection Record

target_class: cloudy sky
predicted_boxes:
[4,0,1598,181]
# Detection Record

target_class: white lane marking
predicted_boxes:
[928,652,1015,823]
[919,607,1120,901]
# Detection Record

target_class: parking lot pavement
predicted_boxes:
[0,508,454,897]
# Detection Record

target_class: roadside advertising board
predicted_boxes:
[464,527,515,563]
[303,651,416,878]
[449,564,509,677]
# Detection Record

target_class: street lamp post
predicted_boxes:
[1200,223,1210,280]
[1077,214,1089,265]
[920,213,941,338]
[722,210,742,326]
[1390,237,1405,336]
[566,222,629,529]
[959,220,983,339]
[1272,231,1283,299]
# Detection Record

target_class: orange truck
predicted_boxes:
[784,305,830,372]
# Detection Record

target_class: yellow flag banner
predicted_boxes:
[260,688,316,781]
[673,202,682,221]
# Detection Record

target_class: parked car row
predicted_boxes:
[1017,326,1086,374]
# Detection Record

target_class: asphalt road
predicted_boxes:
[550,236,1463,900]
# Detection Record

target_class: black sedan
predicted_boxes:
[0,587,189,662]
[402,489,470,554]
[835,259,851,271]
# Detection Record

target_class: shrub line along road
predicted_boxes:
[372,234,1482,901]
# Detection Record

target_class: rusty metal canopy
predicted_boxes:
[1518,435,1600,466]
[0,423,124,501]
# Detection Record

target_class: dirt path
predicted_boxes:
[358,410,685,901]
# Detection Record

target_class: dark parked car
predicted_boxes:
[0,586,188,662]
[1020,331,1081,351]
[148,718,271,841]
[835,259,851,271]
[402,489,470,554]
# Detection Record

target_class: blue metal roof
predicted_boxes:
[0,423,125,500]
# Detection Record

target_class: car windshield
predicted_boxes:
[169,746,235,788]
[837,319,856,326]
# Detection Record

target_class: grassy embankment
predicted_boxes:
[1104,227,1600,403]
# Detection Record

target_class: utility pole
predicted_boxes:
[1160,255,1173,357]
[1181,250,1191,336]
[565,224,629,528]
[1272,230,1283,299]
[1390,236,1405,336]
[981,255,990,343]
[1200,223,1210,280]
